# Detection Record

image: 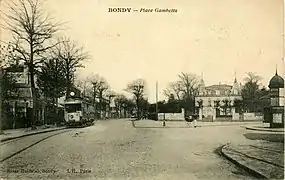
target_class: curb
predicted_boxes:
[0,127,66,142]
[220,144,268,179]
[244,126,284,133]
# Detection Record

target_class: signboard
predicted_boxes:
[273,113,282,123]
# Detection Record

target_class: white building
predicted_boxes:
[195,76,242,121]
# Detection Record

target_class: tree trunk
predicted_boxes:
[30,67,37,130]
[43,95,47,125]
[55,97,59,115]
[119,106,121,118]
[93,86,96,118]
[136,98,139,119]
[66,70,71,97]
[99,92,103,119]
[0,67,4,134]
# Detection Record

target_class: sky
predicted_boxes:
[1,0,284,103]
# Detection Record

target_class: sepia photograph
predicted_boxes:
[0,0,284,179]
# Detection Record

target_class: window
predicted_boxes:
[216,90,220,95]
[65,104,81,113]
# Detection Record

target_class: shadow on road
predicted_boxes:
[243,133,284,143]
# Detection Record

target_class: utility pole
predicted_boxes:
[156,81,165,126]
[156,81,158,121]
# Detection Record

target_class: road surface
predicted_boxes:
[0,119,255,180]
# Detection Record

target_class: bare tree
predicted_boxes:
[243,72,262,85]
[125,78,146,119]
[52,37,90,95]
[86,74,109,119]
[178,72,200,100]
[1,0,61,129]
[87,74,100,115]
[97,79,109,118]
[74,77,91,97]
[114,94,128,118]
[105,90,116,118]
[163,81,183,100]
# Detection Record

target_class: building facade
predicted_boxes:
[195,77,242,121]
[4,65,45,129]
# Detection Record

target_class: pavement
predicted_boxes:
[0,119,257,180]
[221,142,284,179]
[0,125,66,142]
[242,123,284,133]
[221,123,284,179]
[136,120,285,179]
[0,119,284,179]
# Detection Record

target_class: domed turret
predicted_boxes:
[268,71,284,88]
[266,69,284,128]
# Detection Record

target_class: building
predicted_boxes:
[195,76,242,121]
[4,64,45,128]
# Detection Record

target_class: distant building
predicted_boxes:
[195,76,242,120]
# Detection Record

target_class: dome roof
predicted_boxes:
[269,71,284,88]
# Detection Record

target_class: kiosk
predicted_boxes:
[266,71,284,128]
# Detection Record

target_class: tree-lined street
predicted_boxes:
[0,0,283,179]
[0,120,256,179]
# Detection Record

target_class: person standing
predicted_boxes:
[192,114,198,128]
[193,119,197,128]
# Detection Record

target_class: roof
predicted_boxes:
[268,72,284,88]
[205,84,232,90]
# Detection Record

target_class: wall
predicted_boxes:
[243,113,263,121]
[232,113,240,121]
[158,108,185,120]
[279,88,284,106]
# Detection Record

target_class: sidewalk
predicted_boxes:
[221,142,284,179]
[242,123,284,133]
[0,125,66,142]
[134,119,262,128]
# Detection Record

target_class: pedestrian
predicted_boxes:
[193,119,197,128]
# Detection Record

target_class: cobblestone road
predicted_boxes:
[0,119,255,180]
